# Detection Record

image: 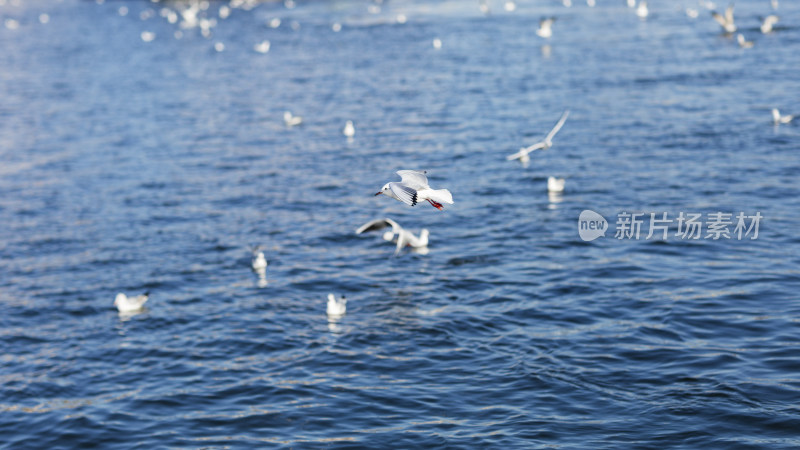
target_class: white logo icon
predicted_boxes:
[578,210,608,241]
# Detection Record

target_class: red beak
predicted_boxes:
[374,192,382,196]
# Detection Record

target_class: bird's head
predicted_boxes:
[114,293,125,306]
[375,183,390,196]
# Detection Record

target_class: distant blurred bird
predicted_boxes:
[327,293,346,317]
[504,0,516,12]
[536,18,555,39]
[356,218,403,242]
[343,120,355,138]
[394,228,429,256]
[254,40,271,53]
[772,108,794,125]
[284,111,303,127]
[479,0,491,15]
[507,110,570,165]
[114,292,149,313]
[711,4,736,33]
[736,33,753,48]
[547,176,566,193]
[760,15,779,34]
[636,1,649,19]
[252,248,268,271]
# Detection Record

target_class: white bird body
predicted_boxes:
[761,15,779,34]
[547,176,565,193]
[254,40,271,53]
[284,111,303,127]
[343,120,355,137]
[772,108,794,124]
[114,292,149,313]
[712,5,736,33]
[636,1,649,19]
[376,170,453,210]
[252,251,268,271]
[507,110,570,164]
[536,18,555,39]
[395,228,429,255]
[327,293,346,317]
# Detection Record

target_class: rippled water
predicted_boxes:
[2,0,800,447]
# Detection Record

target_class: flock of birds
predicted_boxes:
[79,0,794,319]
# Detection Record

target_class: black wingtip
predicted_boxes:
[411,192,418,206]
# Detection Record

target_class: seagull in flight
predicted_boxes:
[536,18,555,39]
[114,292,149,313]
[760,15,779,34]
[356,217,403,242]
[772,108,794,124]
[356,218,429,255]
[711,4,736,33]
[507,109,570,165]
[375,170,453,211]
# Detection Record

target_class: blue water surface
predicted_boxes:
[1,0,800,447]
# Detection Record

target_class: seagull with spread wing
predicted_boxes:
[375,170,454,211]
[507,109,570,165]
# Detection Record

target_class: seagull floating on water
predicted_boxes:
[547,176,565,193]
[251,248,268,271]
[772,108,794,125]
[507,109,570,165]
[394,227,430,255]
[284,111,303,127]
[114,292,149,313]
[636,1,649,19]
[536,18,555,39]
[760,15,779,34]
[327,293,346,317]
[343,120,355,138]
[375,170,454,211]
[711,4,736,33]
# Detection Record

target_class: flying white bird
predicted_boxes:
[736,33,753,48]
[114,292,149,313]
[284,111,303,127]
[760,15,779,34]
[356,218,403,242]
[536,18,555,39]
[343,120,355,138]
[507,109,570,164]
[547,176,565,193]
[327,293,346,317]
[711,4,736,33]
[772,108,794,124]
[375,170,454,210]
